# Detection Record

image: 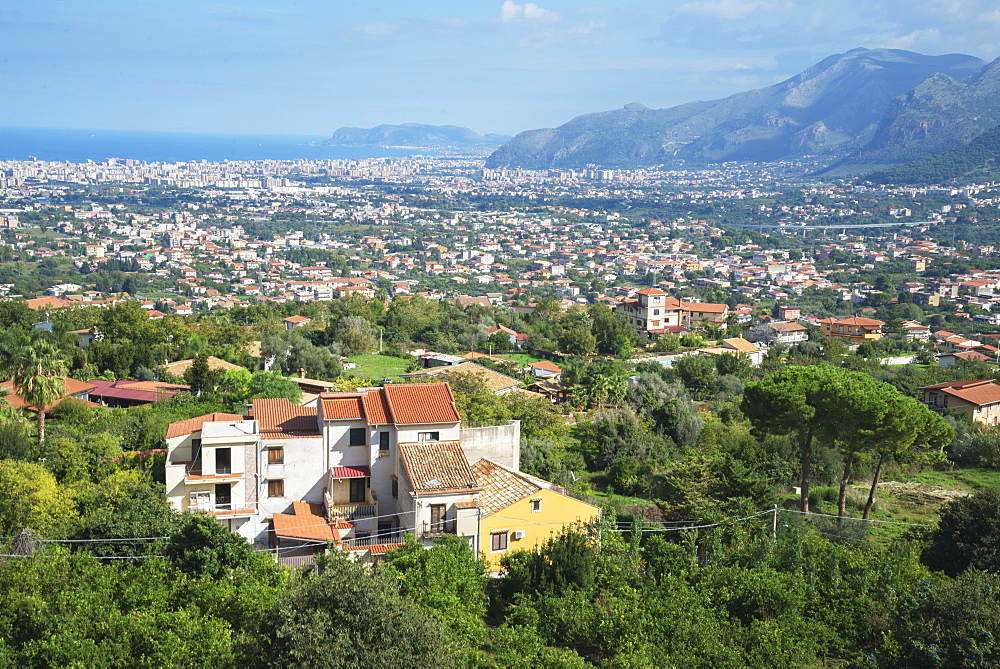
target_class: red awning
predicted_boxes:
[330,465,371,479]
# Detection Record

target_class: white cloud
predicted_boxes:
[983,9,1000,23]
[881,28,941,49]
[499,1,561,24]
[358,22,396,37]
[678,0,791,20]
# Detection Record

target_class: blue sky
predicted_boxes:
[3,0,999,137]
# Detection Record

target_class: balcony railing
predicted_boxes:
[421,519,457,539]
[327,502,377,520]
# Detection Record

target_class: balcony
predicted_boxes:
[324,491,377,520]
[184,463,243,483]
[420,519,457,539]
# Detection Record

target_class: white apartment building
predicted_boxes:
[165,383,520,555]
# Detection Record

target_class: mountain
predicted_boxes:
[865,123,1000,185]
[830,57,1000,170]
[486,48,988,169]
[322,124,510,149]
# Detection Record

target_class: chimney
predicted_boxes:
[245,402,253,419]
[298,367,307,378]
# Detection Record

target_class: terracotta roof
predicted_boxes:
[89,379,189,404]
[283,315,311,323]
[722,338,760,354]
[320,395,365,421]
[252,398,319,439]
[470,459,539,515]
[166,412,245,439]
[361,388,391,424]
[922,380,1000,407]
[0,377,98,412]
[398,441,480,495]
[942,383,1000,407]
[682,301,728,313]
[834,316,884,327]
[272,502,339,543]
[634,287,666,295]
[383,383,460,425]
[330,465,371,479]
[368,543,403,556]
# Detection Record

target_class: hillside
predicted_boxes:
[486,48,988,169]
[865,123,1000,185]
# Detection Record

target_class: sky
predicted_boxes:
[3,0,999,138]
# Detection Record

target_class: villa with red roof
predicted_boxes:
[920,380,1000,425]
[164,382,521,560]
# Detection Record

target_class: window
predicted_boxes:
[215,447,231,475]
[379,431,390,451]
[215,483,231,510]
[349,477,367,504]
[491,531,508,552]
[653,308,660,315]
[430,504,445,532]
[418,431,440,442]
[349,427,367,447]
[531,499,542,513]
[267,479,284,498]
[391,476,398,499]
[267,446,284,464]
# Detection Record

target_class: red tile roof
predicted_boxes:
[252,398,319,439]
[0,377,98,412]
[330,465,371,479]
[921,380,1000,407]
[361,389,391,424]
[272,502,339,543]
[383,383,460,425]
[89,379,188,404]
[398,441,480,495]
[165,412,245,439]
[320,396,365,421]
[368,543,403,555]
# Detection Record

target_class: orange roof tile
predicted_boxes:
[398,441,480,495]
[0,377,97,412]
[361,388,391,424]
[320,396,365,421]
[368,543,403,555]
[252,398,319,439]
[383,382,460,425]
[272,502,339,543]
[165,412,245,439]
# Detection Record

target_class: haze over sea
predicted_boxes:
[0,127,429,163]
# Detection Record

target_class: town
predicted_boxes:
[2,153,1000,665]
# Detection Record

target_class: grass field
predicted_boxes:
[345,354,413,380]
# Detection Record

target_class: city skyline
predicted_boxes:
[4,0,1000,138]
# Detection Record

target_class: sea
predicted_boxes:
[0,126,431,163]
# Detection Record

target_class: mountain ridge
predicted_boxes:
[486,48,992,170]
[323,123,510,149]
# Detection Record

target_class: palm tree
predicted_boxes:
[8,340,67,445]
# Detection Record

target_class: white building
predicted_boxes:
[164,383,520,556]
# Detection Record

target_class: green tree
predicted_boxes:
[7,339,67,445]
[925,488,1000,576]
[381,535,489,656]
[164,514,257,579]
[261,551,461,667]
[0,460,73,535]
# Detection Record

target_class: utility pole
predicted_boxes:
[772,504,778,538]
[379,328,383,353]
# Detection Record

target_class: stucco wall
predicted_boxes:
[460,421,521,470]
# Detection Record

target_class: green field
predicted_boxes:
[345,354,413,380]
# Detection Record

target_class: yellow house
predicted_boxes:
[818,316,884,344]
[470,459,600,570]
